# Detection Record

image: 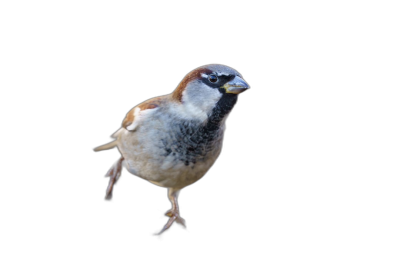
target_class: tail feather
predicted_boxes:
[111,128,123,139]
[93,140,118,152]
[95,128,123,152]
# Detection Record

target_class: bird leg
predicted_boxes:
[156,188,186,235]
[104,157,124,200]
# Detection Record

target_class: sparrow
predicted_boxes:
[94,64,250,234]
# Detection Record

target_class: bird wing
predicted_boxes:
[122,96,165,131]
[94,96,166,152]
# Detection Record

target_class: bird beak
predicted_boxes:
[223,76,250,94]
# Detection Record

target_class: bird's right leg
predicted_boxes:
[156,188,186,235]
[104,156,124,200]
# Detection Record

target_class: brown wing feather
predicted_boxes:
[122,96,165,130]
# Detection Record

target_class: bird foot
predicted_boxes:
[155,210,186,235]
[104,157,123,200]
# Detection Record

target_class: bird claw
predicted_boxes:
[155,210,186,235]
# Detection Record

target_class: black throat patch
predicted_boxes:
[162,93,238,166]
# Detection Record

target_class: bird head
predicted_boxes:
[172,64,250,121]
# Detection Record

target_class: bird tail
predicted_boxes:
[93,128,123,151]
[93,140,118,152]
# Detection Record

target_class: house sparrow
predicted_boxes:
[94,64,250,234]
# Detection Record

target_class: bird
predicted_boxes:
[94,64,250,234]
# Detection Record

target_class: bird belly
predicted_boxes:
[116,127,223,189]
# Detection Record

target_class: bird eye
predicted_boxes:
[208,74,218,83]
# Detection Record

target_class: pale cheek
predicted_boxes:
[177,89,205,120]
[195,83,221,102]
[197,87,223,112]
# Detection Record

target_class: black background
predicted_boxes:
[15,15,350,252]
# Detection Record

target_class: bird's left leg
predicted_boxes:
[104,156,124,200]
[156,188,186,235]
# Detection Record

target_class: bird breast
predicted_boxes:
[116,111,225,189]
